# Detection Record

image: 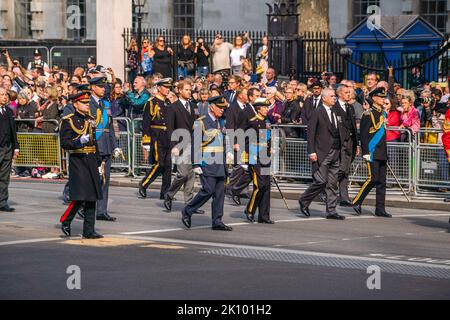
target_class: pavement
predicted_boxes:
[1,180,450,300]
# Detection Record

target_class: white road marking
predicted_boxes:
[0,237,66,246]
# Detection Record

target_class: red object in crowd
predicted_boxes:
[386,110,402,142]
[442,108,450,162]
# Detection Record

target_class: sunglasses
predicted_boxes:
[158,39,165,42]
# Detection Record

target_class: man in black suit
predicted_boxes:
[303,84,322,123]
[164,81,203,214]
[223,75,240,104]
[299,88,345,220]
[228,87,261,205]
[334,85,359,206]
[0,88,20,212]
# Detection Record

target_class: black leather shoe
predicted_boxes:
[83,232,104,239]
[61,223,71,236]
[375,210,392,218]
[164,195,172,211]
[0,205,15,212]
[244,210,255,222]
[212,224,233,231]
[138,184,147,198]
[193,209,205,215]
[353,204,362,216]
[326,213,346,220]
[299,201,310,217]
[258,219,275,224]
[96,213,117,222]
[232,195,241,206]
[340,200,353,207]
[181,209,191,229]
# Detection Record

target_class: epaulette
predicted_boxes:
[62,114,74,120]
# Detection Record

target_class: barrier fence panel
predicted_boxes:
[111,117,132,175]
[415,128,450,192]
[132,118,151,176]
[49,46,96,74]
[13,120,61,170]
[0,46,50,69]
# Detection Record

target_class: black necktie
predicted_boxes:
[230,91,235,102]
[314,98,318,109]
[185,101,190,113]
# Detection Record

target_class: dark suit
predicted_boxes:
[300,105,341,214]
[165,99,197,202]
[0,106,19,209]
[223,90,237,104]
[334,100,358,203]
[303,96,322,123]
[184,114,228,226]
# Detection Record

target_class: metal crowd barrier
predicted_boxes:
[13,120,62,170]
[271,124,416,192]
[131,118,151,176]
[111,117,132,175]
[415,128,450,193]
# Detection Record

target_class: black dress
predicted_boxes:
[153,47,173,78]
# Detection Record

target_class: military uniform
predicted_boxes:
[353,88,390,217]
[59,92,103,238]
[139,79,173,199]
[181,97,232,231]
[442,108,450,205]
[244,99,274,224]
[89,77,119,221]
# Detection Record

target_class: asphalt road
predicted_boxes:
[1,181,450,300]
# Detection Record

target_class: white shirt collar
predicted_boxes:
[208,111,217,122]
[179,98,188,106]
[92,94,101,104]
[237,100,245,110]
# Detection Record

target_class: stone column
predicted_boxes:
[96,0,132,81]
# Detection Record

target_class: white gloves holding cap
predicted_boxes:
[363,154,371,162]
[142,145,150,151]
[193,167,203,175]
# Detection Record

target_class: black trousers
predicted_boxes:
[141,140,172,198]
[353,159,386,211]
[60,201,96,236]
[230,166,252,197]
[97,155,111,216]
[245,165,271,221]
[0,145,12,208]
[184,175,225,226]
[338,139,354,203]
[300,149,340,214]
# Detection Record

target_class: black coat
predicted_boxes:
[167,99,197,150]
[333,101,358,159]
[60,111,102,202]
[303,96,322,123]
[17,103,38,132]
[307,105,342,165]
[0,106,20,150]
[225,101,246,130]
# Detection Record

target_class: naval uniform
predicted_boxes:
[59,111,102,236]
[352,103,388,213]
[89,96,117,217]
[183,113,228,227]
[244,114,272,222]
[140,96,172,198]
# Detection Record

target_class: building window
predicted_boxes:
[67,0,86,40]
[353,0,381,27]
[15,0,32,38]
[173,0,195,32]
[420,0,448,33]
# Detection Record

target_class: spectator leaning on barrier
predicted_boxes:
[399,91,420,142]
[383,97,402,143]
[16,91,37,133]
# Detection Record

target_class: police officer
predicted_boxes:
[352,87,391,218]
[89,77,122,221]
[139,78,173,199]
[59,92,103,239]
[244,98,274,224]
[181,96,232,231]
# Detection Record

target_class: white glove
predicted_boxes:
[241,164,248,171]
[142,145,150,151]
[193,167,203,175]
[113,148,122,158]
[98,166,103,175]
[363,154,371,162]
[80,134,90,145]
[226,152,234,164]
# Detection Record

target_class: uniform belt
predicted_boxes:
[202,146,224,152]
[69,146,97,154]
[150,125,167,130]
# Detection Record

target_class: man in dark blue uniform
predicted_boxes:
[139,78,173,199]
[89,77,122,222]
[352,87,391,218]
[181,96,232,231]
[59,92,103,239]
